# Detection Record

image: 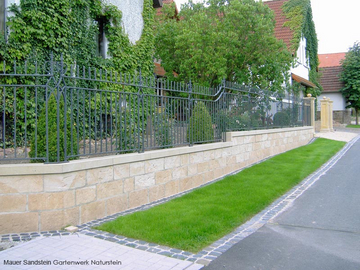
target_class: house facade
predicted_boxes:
[264,0,317,94]
[317,53,350,124]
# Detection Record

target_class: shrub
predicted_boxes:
[273,111,290,127]
[29,93,78,162]
[187,101,213,144]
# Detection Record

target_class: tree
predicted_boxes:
[340,42,360,125]
[155,0,292,91]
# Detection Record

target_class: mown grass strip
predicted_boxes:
[346,124,360,128]
[95,138,346,253]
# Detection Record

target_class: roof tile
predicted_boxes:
[264,0,294,51]
[318,53,346,68]
[319,66,344,93]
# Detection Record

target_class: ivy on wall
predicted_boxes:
[282,0,321,96]
[0,0,156,149]
[0,0,156,76]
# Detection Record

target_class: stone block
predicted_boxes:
[80,200,106,224]
[29,191,75,211]
[40,207,80,231]
[0,195,27,212]
[226,156,236,165]
[209,159,220,170]
[245,144,253,152]
[76,186,96,205]
[155,170,172,184]
[87,167,113,185]
[114,164,130,179]
[236,154,245,163]
[197,162,210,174]
[130,161,145,176]
[149,185,165,202]
[97,180,123,199]
[180,177,193,192]
[213,168,225,179]
[180,154,189,166]
[145,158,164,173]
[0,212,38,234]
[123,177,135,193]
[189,152,204,164]
[172,167,188,180]
[203,150,214,161]
[202,171,214,184]
[106,195,128,216]
[218,157,227,168]
[243,136,255,144]
[44,171,86,192]
[135,173,155,190]
[0,175,43,194]
[222,148,232,158]
[214,149,222,159]
[235,137,244,145]
[164,156,181,169]
[187,163,198,176]
[129,189,148,209]
[165,180,179,197]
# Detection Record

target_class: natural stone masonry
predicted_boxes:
[0,127,313,234]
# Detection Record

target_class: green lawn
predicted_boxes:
[346,124,360,128]
[95,138,346,253]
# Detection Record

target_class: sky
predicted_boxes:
[173,0,360,54]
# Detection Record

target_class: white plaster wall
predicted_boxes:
[105,0,144,45]
[291,37,310,80]
[317,93,347,111]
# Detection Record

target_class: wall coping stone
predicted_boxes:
[0,127,314,176]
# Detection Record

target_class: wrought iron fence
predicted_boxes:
[0,57,311,163]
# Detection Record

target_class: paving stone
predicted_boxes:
[137,245,149,251]
[159,251,173,257]
[172,254,187,260]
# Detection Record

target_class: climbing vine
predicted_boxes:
[0,0,156,76]
[282,0,321,96]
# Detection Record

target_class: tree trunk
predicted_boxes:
[356,108,359,125]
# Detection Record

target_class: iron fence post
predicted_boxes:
[188,79,193,146]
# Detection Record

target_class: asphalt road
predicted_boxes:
[204,137,360,270]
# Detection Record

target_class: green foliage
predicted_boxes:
[273,111,290,127]
[29,93,78,162]
[187,101,213,144]
[1,0,156,73]
[105,2,156,77]
[155,0,292,91]
[282,0,321,95]
[0,0,156,147]
[340,42,360,124]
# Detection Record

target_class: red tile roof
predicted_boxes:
[318,53,346,93]
[264,0,294,52]
[318,53,346,68]
[319,66,344,93]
